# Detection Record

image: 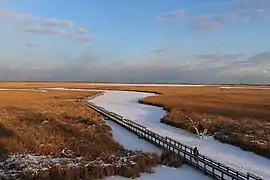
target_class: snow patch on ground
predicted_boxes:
[88,83,209,87]
[220,86,270,90]
[0,152,149,179]
[0,154,83,179]
[105,120,162,155]
[104,112,211,180]
[89,90,270,179]
[0,88,47,92]
[39,88,212,179]
[106,165,211,180]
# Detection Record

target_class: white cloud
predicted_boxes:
[158,5,270,30]
[25,43,40,47]
[24,25,67,34]
[0,10,90,42]
[76,28,87,34]
[196,53,245,61]
[24,25,92,41]
[43,18,73,27]
[262,68,269,75]
[152,48,167,53]
[0,10,40,22]
[157,10,186,21]
[66,33,92,41]
[1,52,269,84]
[235,0,270,8]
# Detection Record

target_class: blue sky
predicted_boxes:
[0,0,270,83]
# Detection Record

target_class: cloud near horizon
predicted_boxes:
[1,51,269,84]
[196,53,245,61]
[25,43,40,47]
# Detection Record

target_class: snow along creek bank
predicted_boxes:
[42,87,270,179]
[86,89,270,180]
[36,87,270,179]
[0,87,210,180]
[103,115,210,180]
[41,88,213,179]
[2,87,270,179]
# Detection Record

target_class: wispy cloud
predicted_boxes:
[43,18,73,27]
[1,51,269,84]
[66,32,92,41]
[194,51,270,80]
[188,10,249,29]
[191,17,223,29]
[196,52,245,61]
[235,0,270,8]
[24,25,92,41]
[24,25,67,34]
[235,52,270,67]
[76,28,87,34]
[152,48,167,53]
[158,5,270,30]
[0,10,91,42]
[193,52,247,70]
[0,10,40,22]
[25,43,40,47]
[197,0,270,9]
[157,10,186,21]
[262,68,270,76]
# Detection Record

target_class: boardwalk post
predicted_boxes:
[190,150,192,162]
[203,156,207,174]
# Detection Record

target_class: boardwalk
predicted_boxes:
[81,99,263,180]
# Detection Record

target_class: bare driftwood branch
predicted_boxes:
[187,117,208,139]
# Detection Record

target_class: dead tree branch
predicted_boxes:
[187,117,208,139]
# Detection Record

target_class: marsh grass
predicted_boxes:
[0,90,167,179]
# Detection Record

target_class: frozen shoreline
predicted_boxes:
[1,87,269,179]
[89,90,270,179]
[104,110,210,180]
[0,87,211,179]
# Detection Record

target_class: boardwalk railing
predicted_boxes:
[81,99,263,180]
